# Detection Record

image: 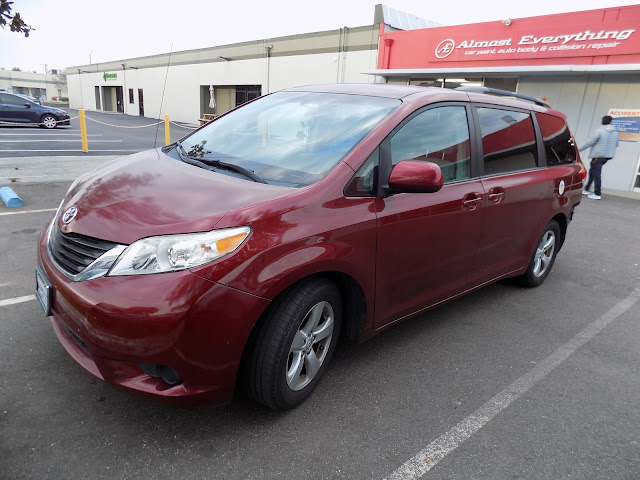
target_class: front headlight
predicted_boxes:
[108,226,251,276]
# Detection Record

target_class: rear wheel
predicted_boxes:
[40,114,57,129]
[244,278,342,409]
[518,220,560,287]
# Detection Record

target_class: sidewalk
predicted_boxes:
[601,188,640,200]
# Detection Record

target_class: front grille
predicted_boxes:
[49,227,120,276]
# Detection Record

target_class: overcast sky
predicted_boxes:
[1,0,637,73]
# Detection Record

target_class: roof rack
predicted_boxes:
[455,86,549,107]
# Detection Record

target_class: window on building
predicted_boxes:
[391,106,471,183]
[129,89,134,104]
[408,77,518,92]
[483,77,518,92]
[476,107,537,175]
[408,78,444,88]
[235,86,261,107]
[444,77,483,89]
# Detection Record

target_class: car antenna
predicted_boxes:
[154,42,174,148]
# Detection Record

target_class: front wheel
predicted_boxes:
[244,278,342,409]
[40,114,57,129]
[518,220,561,287]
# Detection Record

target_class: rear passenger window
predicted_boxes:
[477,107,537,175]
[391,106,471,183]
[535,112,577,166]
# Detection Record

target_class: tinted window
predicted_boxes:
[0,93,28,106]
[477,107,537,175]
[391,106,471,183]
[535,112,577,166]
[181,91,400,187]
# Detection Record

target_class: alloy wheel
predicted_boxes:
[286,301,335,391]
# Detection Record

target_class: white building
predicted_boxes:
[66,24,384,124]
[0,68,68,100]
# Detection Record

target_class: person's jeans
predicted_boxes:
[585,158,609,196]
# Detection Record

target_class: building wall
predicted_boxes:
[519,75,640,192]
[66,26,379,124]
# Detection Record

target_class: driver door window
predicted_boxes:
[390,106,471,183]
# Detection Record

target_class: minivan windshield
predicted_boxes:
[178,91,400,186]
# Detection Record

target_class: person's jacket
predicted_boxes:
[580,124,619,159]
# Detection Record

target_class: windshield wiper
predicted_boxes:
[175,141,268,184]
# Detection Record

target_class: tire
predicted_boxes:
[244,278,342,409]
[40,114,57,129]
[518,220,561,287]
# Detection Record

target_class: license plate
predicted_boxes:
[35,266,53,316]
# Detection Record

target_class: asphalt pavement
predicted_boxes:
[1,149,639,479]
[0,108,197,157]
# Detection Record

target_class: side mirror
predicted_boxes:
[388,160,444,193]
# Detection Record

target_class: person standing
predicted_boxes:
[580,115,619,200]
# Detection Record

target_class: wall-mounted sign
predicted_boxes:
[103,73,117,82]
[377,5,640,70]
[433,29,634,61]
[608,108,640,142]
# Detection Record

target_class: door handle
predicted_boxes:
[462,193,483,210]
[488,187,505,203]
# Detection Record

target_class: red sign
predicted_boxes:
[378,5,640,69]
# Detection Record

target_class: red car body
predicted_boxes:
[36,84,585,407]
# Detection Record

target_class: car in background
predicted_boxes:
[15,93,43,105]
[0,91,70,128]
[36,84,585,410]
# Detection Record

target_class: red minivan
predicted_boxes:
[36,84,584,409]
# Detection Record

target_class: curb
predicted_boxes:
[0,186,23,207]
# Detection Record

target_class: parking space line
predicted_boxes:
[0,140,122,143]
[0,295,36,307]
[0,208,57,216]
[385,287,640,480]
[0,134,102,137]
[0,149,137,152]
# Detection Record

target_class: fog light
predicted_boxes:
[139,363,182,386]
[157,365,182,385]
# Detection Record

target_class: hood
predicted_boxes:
[57,148,295,244]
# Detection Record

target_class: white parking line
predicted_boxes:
[0,133,102,137]
[0,129,80,132]
[0,149,137,152]
[0,295,36,307]
[385,287,640,480]
[0,208,57,216]
[0,140,122,143]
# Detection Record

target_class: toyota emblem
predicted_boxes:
[62,206,78,224]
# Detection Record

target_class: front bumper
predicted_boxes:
[37,226,270,407]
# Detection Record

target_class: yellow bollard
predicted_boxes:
[164,114,170,146]
[79,109,89,153]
